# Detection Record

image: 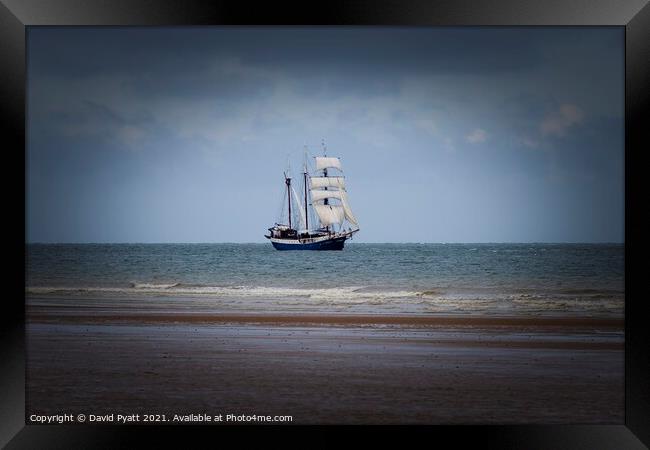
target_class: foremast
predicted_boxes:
[308,149,359,235]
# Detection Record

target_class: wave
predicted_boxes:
[417,289,442,297]
[25,283,624,315]
[26,284,425,301]
[25,284,623,304]
[130,282,180,289]
[555,288,624,296]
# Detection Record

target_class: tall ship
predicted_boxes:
[265,149,359,250]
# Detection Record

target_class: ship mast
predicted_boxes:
[285,174,292,229]
[322,140,329,232]
[310,144,357,234]
[303,168,308,231]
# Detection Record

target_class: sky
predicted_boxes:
[26,27,624,243]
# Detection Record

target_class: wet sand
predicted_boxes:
[26,297,624,424]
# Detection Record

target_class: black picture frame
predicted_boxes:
[3,1,648,447]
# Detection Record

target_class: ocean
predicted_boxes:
[25,243,624,317]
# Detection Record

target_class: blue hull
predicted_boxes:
[271,236,347,251]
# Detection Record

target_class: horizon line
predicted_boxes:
[26,241,625,245]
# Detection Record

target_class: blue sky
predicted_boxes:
[27,27,624,243]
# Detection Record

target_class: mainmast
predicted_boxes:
[285,174,292,229]
[303,167,308,231]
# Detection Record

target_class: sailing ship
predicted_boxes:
[265,150,359,250]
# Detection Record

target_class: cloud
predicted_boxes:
[540,103,584,137]
[466,128,487,144]
[44,97,153,151]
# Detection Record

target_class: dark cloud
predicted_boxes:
[28,27,553,80]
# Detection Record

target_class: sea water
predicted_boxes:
[26,243,624,317]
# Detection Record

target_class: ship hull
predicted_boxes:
[271,236,347,251]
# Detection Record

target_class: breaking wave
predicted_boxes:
[130,282,181,289]
[26,284,427,301]
[25,283,623,313]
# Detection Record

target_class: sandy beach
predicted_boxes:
[26,296,623,424]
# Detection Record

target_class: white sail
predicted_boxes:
[313,204,345,227]
[310,189,344,203]
[339,190,358,227]
[309,176,346,189]
[291,185,306,230]
[315,157,342,171]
